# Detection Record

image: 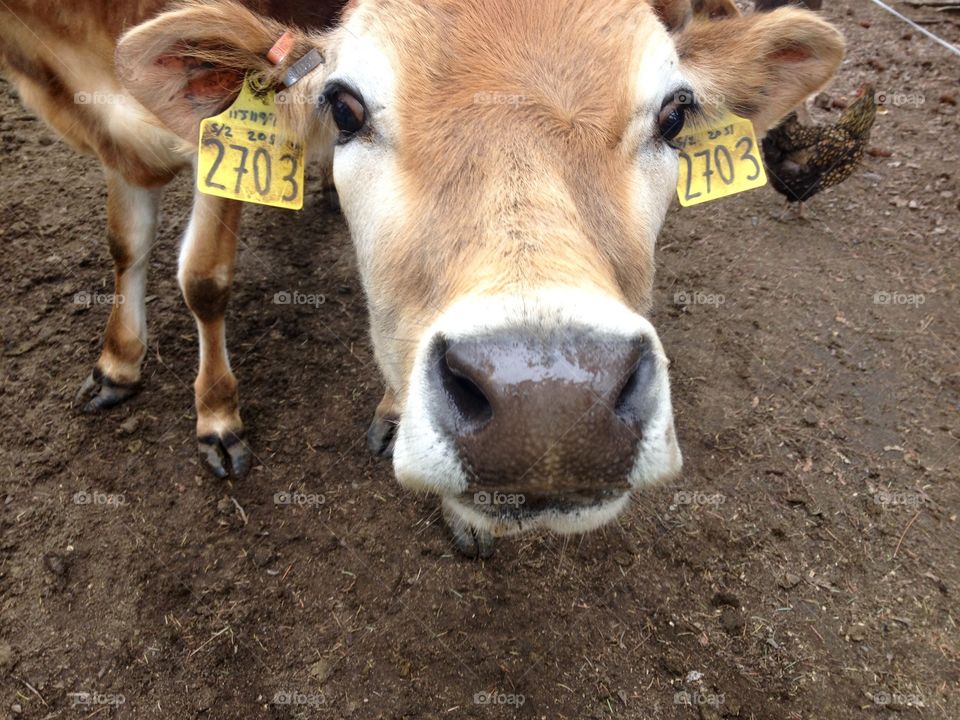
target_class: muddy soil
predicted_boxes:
[1,1,958,718]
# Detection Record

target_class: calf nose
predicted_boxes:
[427,329,660,492]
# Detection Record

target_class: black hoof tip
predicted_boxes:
[198,432,251,480]
[366,413,399,459]
[75,370,139,413]
[443,505,495,559]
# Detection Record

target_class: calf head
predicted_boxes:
[118,0,842,537]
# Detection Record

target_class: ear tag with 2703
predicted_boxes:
[674,111,767,207]
[197,74,305,210]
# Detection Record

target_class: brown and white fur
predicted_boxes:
[2,0,843,552]
[0,1,345,476]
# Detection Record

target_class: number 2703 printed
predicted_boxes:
[675,115,767,208]
[197,122,305,210]
[201,137,300,202]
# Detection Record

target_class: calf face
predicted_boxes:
[119,0,842,540]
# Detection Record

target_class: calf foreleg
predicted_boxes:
[77,170,160,411]
[178,192,251,478]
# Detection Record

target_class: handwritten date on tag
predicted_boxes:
[197,75,304,210]
[674,112,766,207]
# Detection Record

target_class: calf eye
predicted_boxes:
[325,86,366,139]
[658,91,691,142]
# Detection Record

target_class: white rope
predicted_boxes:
[867,0,960,58]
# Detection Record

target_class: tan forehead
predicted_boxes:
[348,0,669,200]
[351,0,667,182]
[362,0,661,76]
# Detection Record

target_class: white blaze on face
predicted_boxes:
[625,21,686,256]
[323,10,412,392]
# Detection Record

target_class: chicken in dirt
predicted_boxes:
[761,83,877,217]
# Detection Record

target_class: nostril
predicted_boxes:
[614,339,657,428]
[437,338,494,432]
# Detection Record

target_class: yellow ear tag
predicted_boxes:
[675,111,767,207]
[197,74,305,210]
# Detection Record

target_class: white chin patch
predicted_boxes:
[391,288,683,529]
[442,494,633,538]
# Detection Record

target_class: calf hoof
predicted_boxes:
[75,369,139,413]
[198,431,251,480]
[366,412,399,458]
[443,505,495,559]
[325,186,341,212]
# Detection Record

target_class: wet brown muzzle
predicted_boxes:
[426,328,659,494]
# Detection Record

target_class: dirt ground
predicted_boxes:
[1,1,958,718]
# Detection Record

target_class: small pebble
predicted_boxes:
[309,657,334,683]
[720,607,745,633]
[44,553,67,577]
[779,573,802,590]
[700,706,721,720]
[251,546,275,567]
[118,416,139,434]
[711,591,740,608]
[661,652,684,676]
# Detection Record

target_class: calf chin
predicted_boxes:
[445,492,634,538]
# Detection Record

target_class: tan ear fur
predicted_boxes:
[650,0,693,31]
[115,0,320,142]
[692,0,741,19]
[652,0,740,31]
[676,6,844,131]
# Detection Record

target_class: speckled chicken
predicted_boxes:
[761,84,877,214]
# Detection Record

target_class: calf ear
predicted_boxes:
[652,0,738,31]
[116,0,319,142]
[676,6,844,132]
[691,0,740,20]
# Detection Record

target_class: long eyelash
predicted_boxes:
[684,101,706,125]
[664,101,707,149]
